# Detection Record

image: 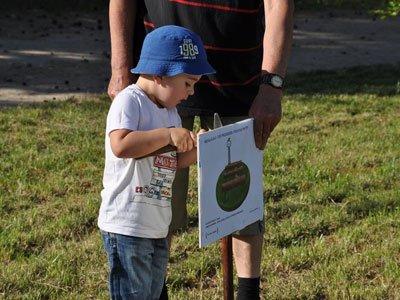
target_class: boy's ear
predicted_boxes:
[153,75,163,85]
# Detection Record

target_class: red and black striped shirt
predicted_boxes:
[134,0,265,116]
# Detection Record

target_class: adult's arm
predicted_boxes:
[249,0,294,150]
[177,149,197,169]
[107,0,137,99]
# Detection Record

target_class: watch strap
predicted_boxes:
[260,72,284,89]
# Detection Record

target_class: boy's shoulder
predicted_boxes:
[111,84,149,110]
[116,84,145,101]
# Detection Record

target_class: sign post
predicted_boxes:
[214,113,234,300]
[197,115,263,299]
[221,235,233,300]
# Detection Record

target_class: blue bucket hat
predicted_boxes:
[131,25,216,76]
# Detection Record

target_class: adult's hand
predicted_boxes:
[108,0,137,100]
[107,69,135,100]
[249,84,282,150]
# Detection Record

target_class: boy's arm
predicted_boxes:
[110,127,195,159]
[110,128,170,158]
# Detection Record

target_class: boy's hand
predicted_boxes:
[189,129,207,147]
[194,129,207,147]
[169,128,194,153]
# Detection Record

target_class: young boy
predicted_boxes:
[98,25,215,299]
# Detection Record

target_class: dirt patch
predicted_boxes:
[0,10,109,104]
[0,9,399,104]
[289,10,400,73]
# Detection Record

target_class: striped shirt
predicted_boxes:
[134,0,265,116]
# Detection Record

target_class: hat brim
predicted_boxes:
[130,58,216,76]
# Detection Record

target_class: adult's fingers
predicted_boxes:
[253,118,264,150]
[107,78,119,99]
[190,131,197,147]
[260,120,271,150]
[107,84,122,100]
[187,137,194,151]
[107,73,136,100]
[107,85,115,99]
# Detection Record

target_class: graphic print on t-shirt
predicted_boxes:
[135,152,177,201]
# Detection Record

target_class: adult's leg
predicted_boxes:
[233,234,263,300]
[176,115,265,298]
[160,116,195,300]
[232,234,263,278]
[216,116,264,300]
[169,116,195,233]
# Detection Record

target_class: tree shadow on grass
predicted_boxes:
[286,63,400,97]
[0,94,110,109]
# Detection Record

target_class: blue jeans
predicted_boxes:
[101,231,169,300]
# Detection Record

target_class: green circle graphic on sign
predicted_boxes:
[215,161,250,212]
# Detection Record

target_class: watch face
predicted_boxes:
[271,75,283,87]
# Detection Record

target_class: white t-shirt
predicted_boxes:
[98,84,181,238]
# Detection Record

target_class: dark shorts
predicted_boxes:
[169,116,265,235]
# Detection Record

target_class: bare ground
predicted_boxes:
[0,9,399,104]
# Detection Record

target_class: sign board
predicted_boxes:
[197,118,263,247]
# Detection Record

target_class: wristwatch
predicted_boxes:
[260,72,284,89]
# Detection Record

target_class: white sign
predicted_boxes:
[197,118,263,247]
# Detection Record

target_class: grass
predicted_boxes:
[0,64,399,298]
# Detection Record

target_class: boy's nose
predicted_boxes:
[188,88,195,96]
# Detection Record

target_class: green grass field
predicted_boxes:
[0,64,399,299]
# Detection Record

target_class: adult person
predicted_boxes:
[107,1,294,299]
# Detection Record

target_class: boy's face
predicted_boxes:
[155,73,201,109]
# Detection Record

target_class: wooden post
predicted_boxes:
[221,235,233,300]
[214,113,234,300]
